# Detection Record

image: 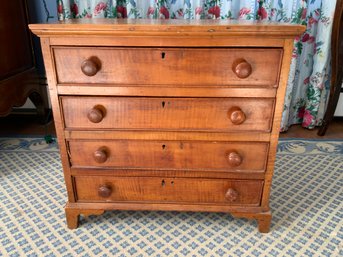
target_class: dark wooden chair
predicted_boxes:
[318,0,343,135]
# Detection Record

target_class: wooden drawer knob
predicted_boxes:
[232,58,252,79]
[98,185,112,198]
[227,151,242,167]
[87,107,104,123]
[228,107,246,125]
[81,59,99,76]
[225,188,239,202]
[93,148,108,163]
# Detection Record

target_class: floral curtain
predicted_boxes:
[57,0,337,131]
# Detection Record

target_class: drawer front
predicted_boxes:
[54,47,282,87]
[68,140,268,172]
[75,176,263,205]
[61,97,275,132]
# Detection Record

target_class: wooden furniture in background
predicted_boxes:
[318,0,343,135]
[30,19,304,233]
[0,0,48,118]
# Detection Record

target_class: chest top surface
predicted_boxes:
[29,19,305,38]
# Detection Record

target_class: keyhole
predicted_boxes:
[162,101,165,108]
[161,52,166,59]
[162,144,166,150]
[161,179,165,186]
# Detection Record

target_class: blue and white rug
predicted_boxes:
[0,138,342,257]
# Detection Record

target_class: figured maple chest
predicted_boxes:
[30,19,305,233]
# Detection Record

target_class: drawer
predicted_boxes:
[61,97,275,132]
[74,176,263,205]
[54,47,282,87]
[68,140,268,172]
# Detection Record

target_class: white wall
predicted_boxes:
[334,83,343,116]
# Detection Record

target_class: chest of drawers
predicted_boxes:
[30,19,304,233]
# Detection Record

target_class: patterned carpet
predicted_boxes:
[0,138,342,257]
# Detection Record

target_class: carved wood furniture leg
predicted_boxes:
[256,212,272,233]
[65,205,105,229]
[65,207,79,229]
[318,0,343,136]
[29,90,50,124]
[231,211,272,233]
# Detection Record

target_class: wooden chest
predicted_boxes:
[30,19,305,233]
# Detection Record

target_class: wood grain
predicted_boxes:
[64,130,271,142]
[54,47,282,87]
[74,176,263,205]
[260,39,295,209]
[66,201,264,213]
[50,37,286,48]
[39,38,76,202]
[61,96,275,132]
[57,85,277,98]
[70,167,265,180]
[29,19,306,38]
[65,205,104,229]
[68,140,269,172]
[65,201,271,231]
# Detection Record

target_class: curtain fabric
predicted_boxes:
[57,0,337,131]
